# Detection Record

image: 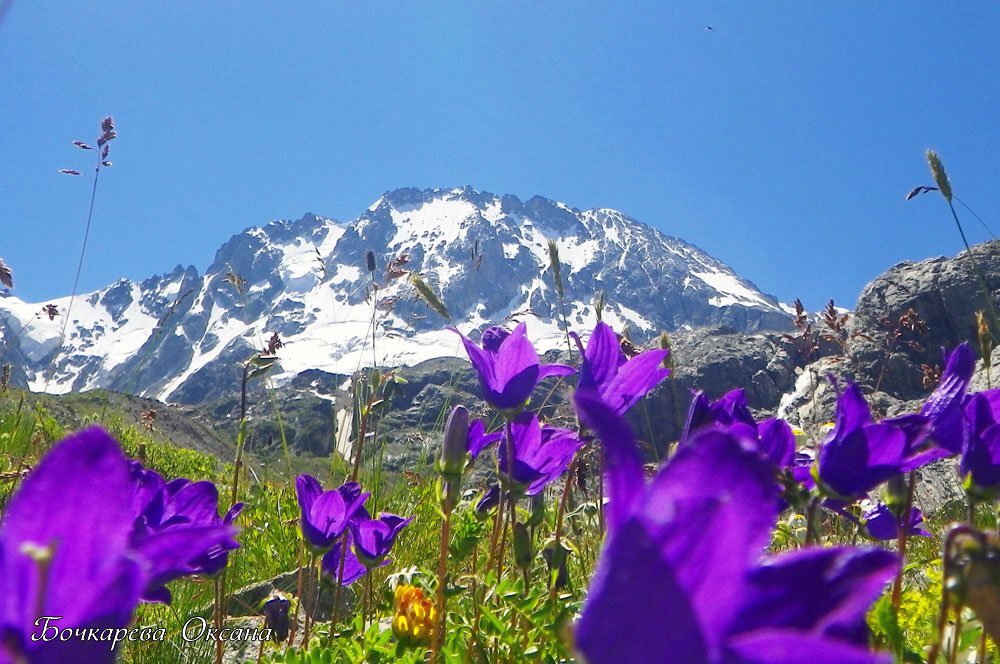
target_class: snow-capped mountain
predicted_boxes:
[0,186,790,403]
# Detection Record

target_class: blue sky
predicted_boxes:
[1,2,998,310]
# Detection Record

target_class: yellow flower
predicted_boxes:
[392,585,436,647]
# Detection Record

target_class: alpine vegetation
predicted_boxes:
[5,146,1000,663]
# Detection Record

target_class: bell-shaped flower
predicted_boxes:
[0,428,236,663]
[188,502,244,578]
[572,321,670,415]
[475,484,501,517]
[296,475,369,552]
[914,343,977,461]
[960,389,1000,494]
[683,389,796,468]
[497,412,583,496]
[453,322,574,415]
[128,466,244,602]
[352,513,413,569]
[573,392,898,664]
[320,512,411,586]
[262,592,291,642]
[861,502,930,541]
[816,383,931,500]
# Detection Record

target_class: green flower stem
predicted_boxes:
[430,506,452,664]
[891,472,916,612]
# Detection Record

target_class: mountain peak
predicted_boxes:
[1,187,789,403]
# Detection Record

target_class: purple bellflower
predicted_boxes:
[321,531,367,586]
[321,513,412,586]
[960,389,1000,493]
[129,467,244,602]
[816,383,931,500]
[475,484,501,517]
[912,343,977,463]
[572,321,670,415]
[683,389,796,469]
[0,428,236,664]
[352,513,413,568]
[497,412,583,496]
[861,503,930,542]
[296,475,369,552]
[453,323,574,415]
[262,592,291,643]
[573,392,898,664]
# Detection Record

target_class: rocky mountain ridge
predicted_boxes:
[0,186,790,404]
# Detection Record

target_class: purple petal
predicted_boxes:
[321,535,369,586]
[575,519,709,663]
[968,390,1000,434]
[480,326,510,352]
[452,327,505,407]
[920,345,975,454]
[821,426,907,499]
[715,390,756,427]
[682,391,714,440]
[498,413,542,485]
[295,475,322,517]
[338,482,371,523]
[537,362,576,381]
[573,390,644,533]
[644,429,779,650]
[731,547,899,645]
[758,419,796,469]
[725,631,892,664]
[475,485,501,515]
[492,323,543,408]
[467,420,502,459]
[961,423,1000,491]
[525,427,583,496]
[129,462,166,518]
[223,502,244,525]
[862,503,929,541]
[829,384,873,439]
[0,428,142,633]
[579,321,625,394]
[133,524,239,598]
[311,491,348,540]
[601,349,670,415]
[161,481,221,526]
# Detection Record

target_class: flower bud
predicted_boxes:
[475,485,501,519]
[885,473,909,519]
[526,493,546,528]
[439,406,471,477]
[513,521,532,573]
[542,538,571,589]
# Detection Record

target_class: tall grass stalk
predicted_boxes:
[45,118,117,392]
[546,239,574,357]
[927,151,1000,340]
